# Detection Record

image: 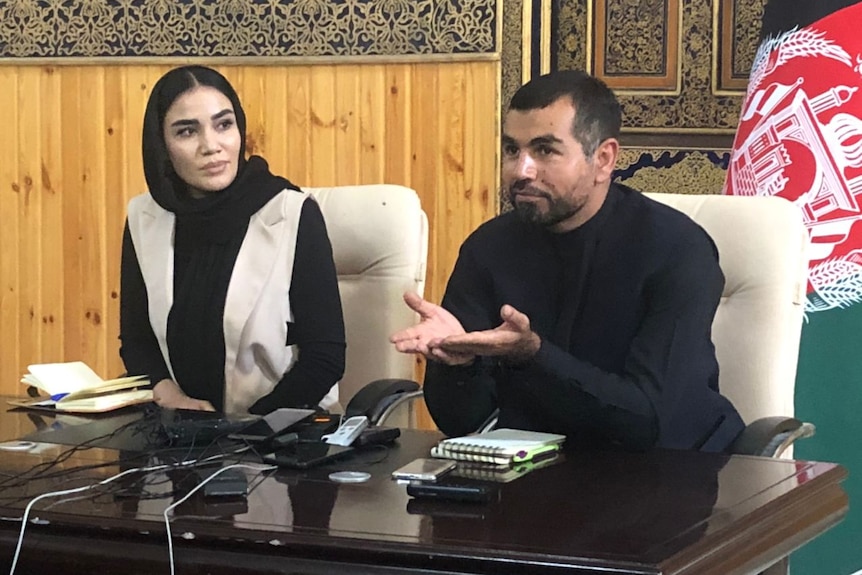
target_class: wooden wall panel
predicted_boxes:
[1,67,21,390]
[0,62,499,397]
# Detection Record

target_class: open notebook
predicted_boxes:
[10,362,152,414]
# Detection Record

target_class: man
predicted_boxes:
[391,70,744,452]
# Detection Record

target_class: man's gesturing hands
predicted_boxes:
[390,292,541,366]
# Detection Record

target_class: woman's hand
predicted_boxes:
[152,378,215,411]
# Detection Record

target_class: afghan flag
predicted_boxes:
[723,2,862,573]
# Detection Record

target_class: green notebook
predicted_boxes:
[451,453,563,483]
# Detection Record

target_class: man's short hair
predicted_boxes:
[508,70,621,157]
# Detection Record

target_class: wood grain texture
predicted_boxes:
[0,63,499,408]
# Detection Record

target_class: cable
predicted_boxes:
[8,462,169,575]
[162,463,276,575]
[7,446,254,575]
[0,417,254,502]
[0,415,155,490]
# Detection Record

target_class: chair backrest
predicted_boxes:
[645,193,809,424]
[306,185,429,407]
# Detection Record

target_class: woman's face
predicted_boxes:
[162,86,241,197]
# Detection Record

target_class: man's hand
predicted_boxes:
[153,378,215,411]
[434,304,541,363]
[390,292,475,365]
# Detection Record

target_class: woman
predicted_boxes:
[120,65,345,415]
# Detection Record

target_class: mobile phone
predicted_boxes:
[261,440,355,469]
[192,468,249,498]
[391,458,456,481]
[228,408,316,444]
[353,426,401,448]
[407,479,499,503]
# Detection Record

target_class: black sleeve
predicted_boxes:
[119,221,172,386]
[249,199,346,414]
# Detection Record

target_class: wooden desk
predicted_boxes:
[0,404,848,575]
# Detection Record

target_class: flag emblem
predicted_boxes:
[724,6,862,312]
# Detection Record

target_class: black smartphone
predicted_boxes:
[353,426,401,448]
[406,478,499,504]
[228,408,316,444]
[261,440,355,469]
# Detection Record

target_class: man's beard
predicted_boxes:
[509,186,580,228]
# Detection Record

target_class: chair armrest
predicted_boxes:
[345,379,421,424]
[729,416,816,458]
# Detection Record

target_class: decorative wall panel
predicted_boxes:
[501,0,525,106]
[615,148,730,195]
[546,0,767,133]
[594,0,680,91]
[717,0,766,91]
[502,2,763,206]
[0,0,498,61]
[552,0,588,71]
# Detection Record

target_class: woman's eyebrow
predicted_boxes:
[211,109,234,120]
[169,118,199,128]
[169,109,234,128]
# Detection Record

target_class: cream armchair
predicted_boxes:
[646,192,813,457]
[306,185,428,425]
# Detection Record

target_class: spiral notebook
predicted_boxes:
[430,428,565,465]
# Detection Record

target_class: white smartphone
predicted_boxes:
[391,458,456,482]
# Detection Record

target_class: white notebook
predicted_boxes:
[12,361,151,413]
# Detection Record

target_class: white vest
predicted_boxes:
[126,190,339,413]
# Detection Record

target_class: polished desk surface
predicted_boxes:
[0,402,848,575]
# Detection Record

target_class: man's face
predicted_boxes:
[501,97,608,233]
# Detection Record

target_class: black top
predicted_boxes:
[423,184,745,452]
[119,198,346,413]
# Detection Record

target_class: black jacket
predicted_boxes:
[424,184,744,452]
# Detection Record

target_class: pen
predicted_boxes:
[50,393,69,401]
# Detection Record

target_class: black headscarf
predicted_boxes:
[140,65,299,410]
